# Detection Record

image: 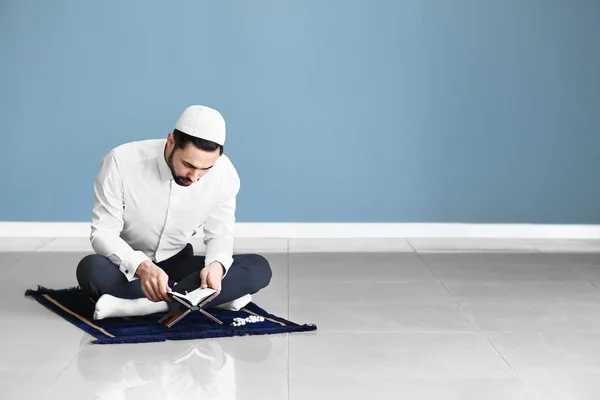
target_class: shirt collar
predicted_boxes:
[157,140,173,182]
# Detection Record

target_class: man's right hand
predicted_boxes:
[136,260,171,302]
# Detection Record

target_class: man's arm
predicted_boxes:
[89,150,150,281]
[202,171,241,278]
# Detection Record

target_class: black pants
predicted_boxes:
[76,244,272,309]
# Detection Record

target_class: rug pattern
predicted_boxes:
[25,286,316,344]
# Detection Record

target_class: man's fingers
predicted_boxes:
[145,281,159,302]
[158,280,169,302]
[200,268,208,289]
[162,280,171,302]
[207,272,222,292]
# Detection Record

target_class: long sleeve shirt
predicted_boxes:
[89,138,240,281]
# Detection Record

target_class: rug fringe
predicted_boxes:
[91,323,318,345]
[92,335,169,345]
[24,285,81,297]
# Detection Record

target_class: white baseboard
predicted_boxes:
[0,222,599,239]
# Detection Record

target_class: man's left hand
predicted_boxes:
[200,261,224,292]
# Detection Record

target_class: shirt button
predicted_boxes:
[125,269,129,273]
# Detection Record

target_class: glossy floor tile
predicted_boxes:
[0,253,23,271]
[0,252,88,331]
[460,300,600,333]
[290,279,452,305]
[40,335,289,400]
[232,237,289,253]
[289,333,536,400]
[0,329,88,373]
[549,253,600,284]
[289,252,436,281]
[0,370,61,400]
[408,238,537,253]
[289,238,414,252]
[35,237,94,252]
[1,241,600,399]
[0,238,54,252]
[484,331,600,400]
[525,239,600,253]
[485,331,600,374]
[289,377,539,400]
[421,252,586,282]
[290,301,477,333]
[441,279,600,303]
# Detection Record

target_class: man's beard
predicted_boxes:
[167,149,193,187]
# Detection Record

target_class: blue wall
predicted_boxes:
[1,0,599,223]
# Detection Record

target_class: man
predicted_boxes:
[76,105,272,320]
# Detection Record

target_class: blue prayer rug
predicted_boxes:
[25,286,316,345]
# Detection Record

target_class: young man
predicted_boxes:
[76,105,272,320]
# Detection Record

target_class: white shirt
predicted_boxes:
[90,138,240,281]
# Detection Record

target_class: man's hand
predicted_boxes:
[200,262,225,292]
[137,260,171,302]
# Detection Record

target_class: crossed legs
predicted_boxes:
[76,244,272,319]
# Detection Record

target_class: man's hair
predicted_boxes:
[172,129,224,155]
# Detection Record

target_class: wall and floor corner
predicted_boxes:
[1,1,599,243]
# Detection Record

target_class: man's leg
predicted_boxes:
[77,244,194,300]
[76,254,172,319]
[76,254,146,299]
[76,247,271,319]
[166,253,273,308]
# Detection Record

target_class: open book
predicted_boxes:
[167,287,218,308]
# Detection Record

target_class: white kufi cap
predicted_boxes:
[174,105,226,145]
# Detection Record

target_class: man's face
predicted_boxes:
[166,139,220,187]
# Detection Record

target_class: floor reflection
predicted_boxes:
[75,335,275,400]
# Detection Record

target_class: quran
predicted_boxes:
[158,287,221,328]
[168,287,217,307]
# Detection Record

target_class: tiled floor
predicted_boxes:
[1,238,600,399]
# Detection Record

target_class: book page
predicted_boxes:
[168,287,217,306]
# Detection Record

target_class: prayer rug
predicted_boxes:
[25,286,316,344]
